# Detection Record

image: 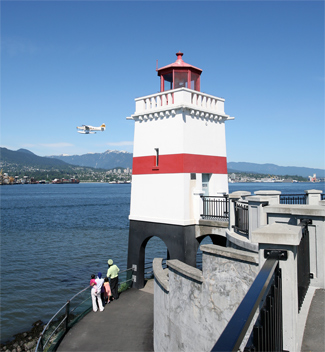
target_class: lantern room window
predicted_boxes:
[162,73,173,91]
[191,72,200,90]
[174,71,188,89]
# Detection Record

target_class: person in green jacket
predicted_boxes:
[107,259,120,300]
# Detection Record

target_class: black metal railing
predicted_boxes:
[35,269,134,352]
[201,195,229,221]
[35,286,92,352]
[280,194,306,204]
[297,220,311,312]
[212,251,285,352]
[234,201,249,235]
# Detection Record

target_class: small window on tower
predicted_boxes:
[154,148,159,166]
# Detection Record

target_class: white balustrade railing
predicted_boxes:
[134,88,225,115]
[191,91,224,112]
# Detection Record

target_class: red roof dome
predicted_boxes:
[157,52,202,74]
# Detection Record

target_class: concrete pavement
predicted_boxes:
[301,289,325,352]
[57,283,154,352]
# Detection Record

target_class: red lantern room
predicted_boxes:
[157,51,202,92]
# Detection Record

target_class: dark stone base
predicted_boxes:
[127,220,199,289]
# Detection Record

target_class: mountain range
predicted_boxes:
[1,147,324,178]
[49,150,133,169]
[1,148,71,168]
[227,162,324,178]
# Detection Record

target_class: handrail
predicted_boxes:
[42,314,67,349]
[211,251,282,351]
[201,195,229,221]
[35,285,91,352]
[35,269,134,352]
[119,268,130,275]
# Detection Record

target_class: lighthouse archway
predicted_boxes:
[196,234,227,269]
[127,221,199,288]
[144,236,169,279]
[128,233,170,289]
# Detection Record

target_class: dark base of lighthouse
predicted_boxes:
[127,220,199,289]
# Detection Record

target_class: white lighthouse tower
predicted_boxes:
[127,52,234,288]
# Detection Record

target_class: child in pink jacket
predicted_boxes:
[103,277,111,305]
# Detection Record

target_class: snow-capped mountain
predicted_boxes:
[49,150,133,169]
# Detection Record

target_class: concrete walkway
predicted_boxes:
[301,289,325,352]
[57,282,154,352]
[57,282,323,352]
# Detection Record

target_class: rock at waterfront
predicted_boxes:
[0,320,44,352]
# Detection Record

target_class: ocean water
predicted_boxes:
[0,182,324,342]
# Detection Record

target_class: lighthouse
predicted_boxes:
[127,52,234,288]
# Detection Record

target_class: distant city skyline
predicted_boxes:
[1,1,324,169]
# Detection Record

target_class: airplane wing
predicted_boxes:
[77,125,91,129]
[77,130,96,134]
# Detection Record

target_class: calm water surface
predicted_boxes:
[0,182,324,342]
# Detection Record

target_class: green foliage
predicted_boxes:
[118,282,131,293]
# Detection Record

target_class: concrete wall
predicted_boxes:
[152,191,325,351]
[227,191,325,289]
[153,245,259,352]
[225,192,324,352]
[265,204,325,289]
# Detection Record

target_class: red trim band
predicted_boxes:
[132,154,227,175]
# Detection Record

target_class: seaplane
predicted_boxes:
[77,123,106,134]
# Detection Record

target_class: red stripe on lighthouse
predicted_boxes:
[132,154,227,175]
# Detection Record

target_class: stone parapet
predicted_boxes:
[305,189,323,205]
[251,223,302,245]
[154,244,259,352]
[153,258,169,292]
[254,190,281,205]
[200,244,258,263]
[265,204,325,217]
[229,191,251,200]
[226,229,259,252]
[167,259,203,283]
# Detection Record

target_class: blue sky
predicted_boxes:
[1,1,324,169]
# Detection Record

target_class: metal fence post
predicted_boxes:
[38,333,44,352]
[65,300,70,332]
